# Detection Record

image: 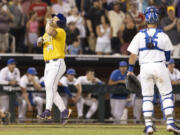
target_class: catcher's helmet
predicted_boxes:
[144,6,159,24]
[52,13,67,28]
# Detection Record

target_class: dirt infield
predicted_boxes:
[0,124,174,135]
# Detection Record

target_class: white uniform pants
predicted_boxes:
[76,97,98,119]
[140,63,172,96]
[33,96,46,115]
[0,94,9,113]
[44,59,66,112]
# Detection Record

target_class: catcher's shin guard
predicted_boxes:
[160,92,174,125]
[143,96,154,127]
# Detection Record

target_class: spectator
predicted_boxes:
[174,0,180,18]
[9,0,26,53]
[168,59,180,103]
[18,67,42,119]
[108,1,125,53]
[128,1,145,30]
[0,1,14,53]
[80,0,92,15]
[67,38,83,55]
[86,0,105,51]
[29,0,48,36]
[67,7,88,52]
[118,13,137,55]
[160,6,180,57]
[26,12,39,53]
[0,59,20,115]
[95,15,112,55]
[76,69,102,119]
[52,0,71,16]
[65,19,80,46]
[108,61,129,124]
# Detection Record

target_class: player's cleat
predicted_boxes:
[37,110,52,120]
[61,109,72,125]
[2,112,10,125]
[144,126,154,135]
[167,123,180,135]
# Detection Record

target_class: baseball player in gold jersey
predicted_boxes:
[37,13,71,124]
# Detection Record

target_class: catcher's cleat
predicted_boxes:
[2,112,10,125]
[144,126,154,135]
[167,123,180,135]
[61,109,72,125]
[37,110,52,120]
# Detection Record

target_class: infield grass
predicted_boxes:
[0,124,176,135]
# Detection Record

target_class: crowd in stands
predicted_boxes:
[0,0,180,56]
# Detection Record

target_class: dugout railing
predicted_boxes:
[1,84,180,123]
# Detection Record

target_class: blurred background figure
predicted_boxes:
[0,0,14,53]
[67,38,83,55]
[66,19,80,46]
[52,0,71,16]
[0,58,20,115]
[67,7,88,53]
[86,0,105,52]
[128,1,145,30]
[59,68,82,108]
[95,15,112,55]
[26,12,39,53]
[76,69,102,119]
[18,67,41,120]
[108,1,125,54]
[9,0,27,53]
[29,0,48,36]
[118,13,137,55]
[108,61,129,124]
[168,59,180,104]
[160,6,180,57]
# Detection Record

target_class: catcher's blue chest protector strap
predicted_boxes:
[139,29,164,52]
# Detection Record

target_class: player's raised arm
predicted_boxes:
[37,37,44,47]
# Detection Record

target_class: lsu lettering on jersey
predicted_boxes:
[43,28,66,61]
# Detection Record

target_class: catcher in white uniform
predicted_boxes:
[18,67,41,119]
[76,69,102,119]
[127,6,180,135]
[59,68,82,108]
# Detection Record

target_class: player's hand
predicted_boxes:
[90,32,95,37]
[37,37,44,47]
[127,72,135,76]
[8,80,17,85]
[71,96,80,103]
[173,18,177,25]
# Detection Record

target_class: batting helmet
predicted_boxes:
[52,13,67,28]
[144,6,159,24]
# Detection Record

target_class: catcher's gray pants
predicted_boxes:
[76,97,98,119]
[110,98,127,123]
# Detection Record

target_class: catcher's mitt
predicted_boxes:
[125,74,141,94]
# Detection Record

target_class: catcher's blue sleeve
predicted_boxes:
[63,86,73,98]
[165,51,171,62]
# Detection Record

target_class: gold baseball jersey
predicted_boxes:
[43,28,66,61]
